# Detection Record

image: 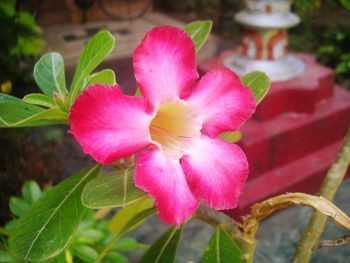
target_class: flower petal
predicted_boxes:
[135,147,199,224]
[187,67,256,137]
[133,26,199,106]
[69,84,153,164]
[181,135,248,210]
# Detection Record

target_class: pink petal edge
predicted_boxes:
[69,84,153,164]
[181,135,249,210]
[187,67,256,137]
[135,147,199,225]
[133,26,199,107]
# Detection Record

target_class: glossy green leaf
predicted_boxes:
[0,94,68,127]
[73,245,98,263]
[139,226,183,263]
[22,93,55,108]
[9,166,101,262]
[22,180,42,204]
[9,197,30,217]
[241,71,270,105]
[220,131,242,143]
[201,227,246,263]
[183,20,212,52]
[70,30,115,104]
[82,169,147,209]
[109,197,154,234]
[84,69,117,90]
[33,52,67,97]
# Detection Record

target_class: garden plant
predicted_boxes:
[2,180,141,262]
[0,20,350,263]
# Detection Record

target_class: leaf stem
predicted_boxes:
[292,127,350,263]
[95,233,122,263]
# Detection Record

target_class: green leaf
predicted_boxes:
[201,227,246,263]
[139,226,183,263]
[109,197,154,235]
[65,249,74,263]
[73,245,98,263]
[220,131,242,143]
[339,0,350,11]
[8,166,101,262]
[22,93,55,108]
[22,180,42,204]
[101,208,156,248]
[113,237,139,252]
[9,197,30,217]
[0,94,68,127]
[120,207,157,235]
[0,251,20,263]
[82,169,147,209]
[106,251,129,263]
[33,52,67,97]
[5,219,18,233]
[55,251,68,263]
[83,69,117,91]
[0,227,9,236]
[76,219,95,234]
[69,30,115,104]
[98,208,156,263]
[76,229,105,244]
[241,71,270,105]
[183,20,212,52]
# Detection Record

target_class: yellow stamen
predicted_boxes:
[149,100,201,159]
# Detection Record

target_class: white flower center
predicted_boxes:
[149,100,201,159]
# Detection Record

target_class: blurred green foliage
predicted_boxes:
[290,0,350,88]
[292,0,320,15]
[0,0,44,97]
[317,26,350,88]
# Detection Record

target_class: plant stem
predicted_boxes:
[95,233,122,263]
[292,127,350,263]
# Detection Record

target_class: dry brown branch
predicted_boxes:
[240,193,350,239]
[313,235,350,250]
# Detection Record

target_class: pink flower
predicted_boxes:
[69,26,256,225]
